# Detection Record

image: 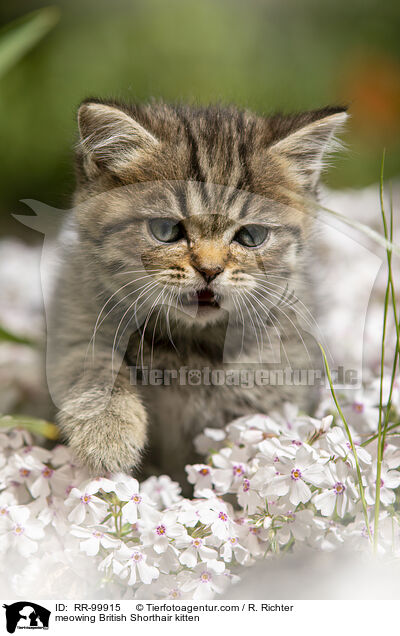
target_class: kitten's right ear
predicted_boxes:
[77,101,159,176]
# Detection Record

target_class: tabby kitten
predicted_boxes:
[48,100,347,484]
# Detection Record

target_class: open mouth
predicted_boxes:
[181,289,220,309]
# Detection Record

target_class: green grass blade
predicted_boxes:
[374,151,390,553]
[319,343,373,544]
[374,162,400,553]
[0,414,59,440]
[0,7,60,79]
[0,324,35,346]
[380,185,400,455]
[278,185,400,256]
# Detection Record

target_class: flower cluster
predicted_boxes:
[1,377,400,600]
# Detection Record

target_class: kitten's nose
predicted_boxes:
[194,264,224,284]
[190,240,228,283]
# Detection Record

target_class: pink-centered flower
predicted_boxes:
[186,464,214,495]
[313,461,358,517]
[139,509,186,553]
[1,506,44,557]
[105,544,159,586]
[181,561,227,600]
[113,473,155,524]
[197,499,234,540]
[65,480,109,525]
[71,524,121,556]
[176,535,218,568]
[365,462,400,506]
[270,445,327,505]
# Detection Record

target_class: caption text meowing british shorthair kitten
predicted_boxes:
[48,100,347,485]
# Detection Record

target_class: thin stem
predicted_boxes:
[319,344,373,544]
[374,156,400,554]
[374,152,390,553]
[361,421,400,447]
[380,184,400,455]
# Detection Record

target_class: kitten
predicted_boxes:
[48,100,347,484]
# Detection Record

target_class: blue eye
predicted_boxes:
[234,224,268,247]
[149,218,183,243]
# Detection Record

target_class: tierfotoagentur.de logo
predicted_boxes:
[3,603,51,633]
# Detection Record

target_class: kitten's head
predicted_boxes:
[74,100,347,329]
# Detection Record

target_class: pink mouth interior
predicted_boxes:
[182,289,220,308]
[182,289,220,309]
[196,289,216,305]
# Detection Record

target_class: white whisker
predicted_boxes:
[231,293,246,359]
[241,292,263,363]
[111,280,159,379]
[251,287,312,362]
[91,274,157,352]
[252,276,332,360]
[240,288,291,366]
[138,285,166,371]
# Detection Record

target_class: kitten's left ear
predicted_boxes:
[268,107,349,189]
[77,101,159,176]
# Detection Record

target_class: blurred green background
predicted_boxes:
[0,0,399,240]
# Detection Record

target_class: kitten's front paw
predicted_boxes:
[58,390,148,474]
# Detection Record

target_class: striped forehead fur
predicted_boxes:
[76,99,348,196]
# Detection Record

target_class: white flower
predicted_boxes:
[226,414,280,446]
[211,446,249,493]
[313,461,358,517]
[71,524,120,556]
[65,480,109,525]
[185,464,214,495]
[273,507,315,545]
[29,462,74,499]
[378,512,400,556]
[137,572,193,600]
[140,475,182,509]
[382,444,400,470]
[344,511,375,552]
[311,518,345,551]
[270,405,333,443]
[269,402,301,435]
[36,495,70,535]
[196,500,234,541]
[341,391,380,434]
[1,506,45,556]
[257,436,295,463]
[114,544,159,585]
[153,542,181,574]
[0,492,18,521]
[17,444,51,463]
[368,376,400,414]
[237,476,265,514]
[272,445,327,506]
[113,474,154,523]
[50,444,76,467]
[0,427,33,451]
[6,453,38,490]
[176,499,204,528]
[323,426,371,468]
[251,465,289,500]
[365,462,400,506]
[219,535,249,564]
[181,560,227,599]
[139,509,186,553]
[176,535,218,568]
